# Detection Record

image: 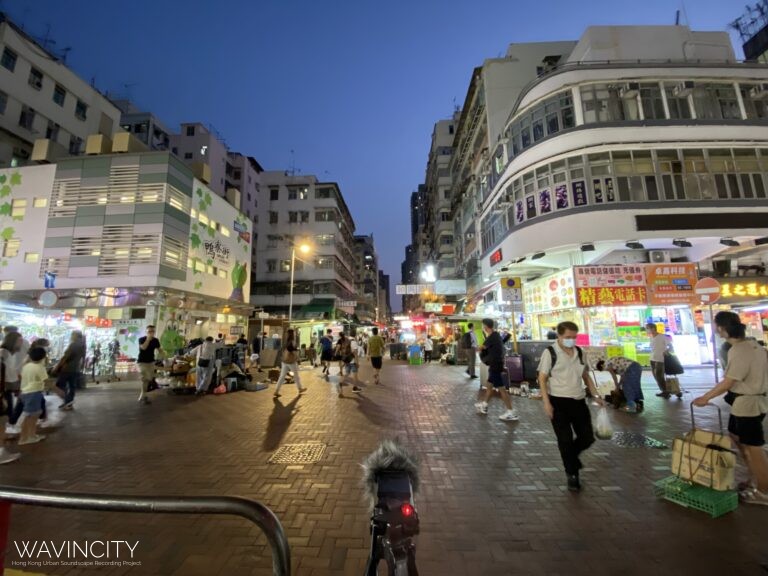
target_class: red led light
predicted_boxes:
[400,503,414,518]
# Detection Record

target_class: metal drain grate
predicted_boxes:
[612,432,668,449]
[269,443,327,464]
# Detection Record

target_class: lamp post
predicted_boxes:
[288,243,311,324]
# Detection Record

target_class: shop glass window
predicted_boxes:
[1,48,17,72]
[266,259,277,273]
[640,83,665,119]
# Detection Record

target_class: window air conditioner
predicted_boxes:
[619,82,640,99]
[672,81,694,98]
[649,250,672,263]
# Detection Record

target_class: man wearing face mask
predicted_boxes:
[538,321,604,492]
[475,318,518,421]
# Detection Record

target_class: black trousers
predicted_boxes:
[549,396,595,476]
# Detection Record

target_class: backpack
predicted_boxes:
[546,345,584,374]
[461,332,473,349]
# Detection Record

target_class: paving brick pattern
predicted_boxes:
[1,360,767,575]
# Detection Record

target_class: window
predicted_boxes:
[440,212,451,221]
[11,199,26,218]
[233,169,241,180]
[28,67,43,90]
[315,209,336,222]
[315,257,334,269]
[315,234,334,245]
[1,48,17,72]
[218,269,227,279]
[0,281,14,291]
[184,152,193,159]
[693,84,740,120]
[315,187,333,199]
[665,87,691,119]
[75,99,88,121]
[300,211,309,223]
[221,226,230,237]
[53,84,66,106]
[267,235,279,248]
[69,135,83,155]
[46,121,60,142]
[18,106,35,130]
[269,211,278,224]
[0,90,7,115]
[280,260,291,272]
[24,252,39,263]
[270,187,279,201]
[198,213,209,225]
[288,211,298,223]
[186,126,195,136]
[640,83,665,120]
[2,239,20,258]
[33,197,47,208]
[440,235,454,245]
[267,259,277,273]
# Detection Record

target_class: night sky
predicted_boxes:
[6,0,743,311]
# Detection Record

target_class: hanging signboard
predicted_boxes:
[574,265,647,307]
[645,263,699,306]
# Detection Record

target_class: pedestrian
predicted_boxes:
[333,333,346,375]
[546,327,558,340]
[215,333,225,345]
[716,311,743,370]
[475,318,519,421]
[191,336,216,396]
[646,323,671,398]
[18,346,49,445]
[424,335,434,363]
[253,332,267,372]
[1,331,23,435]
[319,329,334,378]
[307,341,318,367]
[136,325,160,405]
[274,329,306,398]
[596,356,644,413]
[368,327,386,385]
[693,313,768,505]
[235,335,249,372]
[54,330,86,411]
[538,321,605,492]
[340,336,362,393]
[462,324,479,380]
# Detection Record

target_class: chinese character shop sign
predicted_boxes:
[717,278,768,302]
[574,265,647,307]
[646,264,699,306]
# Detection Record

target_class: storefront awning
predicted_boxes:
[297,300,335,320]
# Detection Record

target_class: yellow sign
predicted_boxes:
[720,281,768,299]
[501,277,522,289]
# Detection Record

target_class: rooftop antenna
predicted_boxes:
[288,149,297,176]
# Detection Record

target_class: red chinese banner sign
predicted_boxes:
[574,265,647,308]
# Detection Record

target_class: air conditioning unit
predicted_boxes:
[749,83,768,100]
[465,232,475,239]
[619,82,640,99]
[649,250,672,263]
[672,81,694,98]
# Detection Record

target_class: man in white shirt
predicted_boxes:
[646,323,670,398]
[538,321,604,492]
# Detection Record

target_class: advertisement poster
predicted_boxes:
[593,179,603,203]
[525,195,536,219]
[539,189,552,214]
[555,184,569,209]
[515,200,525,224]
[522,268,576,313]
[574,265,647,308]
[572,180,588,206]
[605,177,615,202]
[645,263,699,306]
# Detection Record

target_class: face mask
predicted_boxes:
[561,338,576,348]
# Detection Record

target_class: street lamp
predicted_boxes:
[288,243,311,324]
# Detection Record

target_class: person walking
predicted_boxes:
[463,324,479,380]
[368,327,386,385]
[18,346,49,445]
[647,323,670,398]
[339,336,362,394]
[307,341,318,368]
[693,313,768,505]
[191,337,216,396]
[538,321,604,492]
[274,329,306,398]
[596,356,644,413]
[136,326,160,405]
[474,318,518,422]
[424,335,434,363]
[0,331,24,441]
[319,329,334,378]
[252,332,266,373]
[234,335,249,372]
[54,331,86,411]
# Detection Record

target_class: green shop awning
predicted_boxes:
[297,300,335,320]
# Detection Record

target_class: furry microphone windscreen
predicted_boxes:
[361,439,420,508]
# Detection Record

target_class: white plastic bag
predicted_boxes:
[596,407,613,440]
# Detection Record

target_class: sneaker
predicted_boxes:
[37,419,57,429]
[5,424,20,436]
[0,448,20,464]
[567,474,581,492]
[352,386,362,392]
[738,480,756,492]
[60,402,74,411]
[18,434,45,446]
[474,402,488,415]
[499,409,520,421]
[655,392,670,398]
[740,488,768,506]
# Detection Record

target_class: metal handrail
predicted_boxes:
[0,486,291,576]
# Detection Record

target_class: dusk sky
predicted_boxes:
[8,0,743,310]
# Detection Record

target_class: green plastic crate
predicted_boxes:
[654,476,738,518]
[408,356,422,365]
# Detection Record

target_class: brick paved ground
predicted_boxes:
[1,359,767,576]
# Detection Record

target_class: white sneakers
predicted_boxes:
[474,402,488,415]
[0,447,20,464]
[5,423,20,436]
[18,434,45,446]
[499,409,520,421]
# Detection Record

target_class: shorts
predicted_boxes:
[371,357,383,370]
[21,391,44,415]
[4,380,20,393]
[344,363,359,375]
[487,369,507,389]
[728,413,766,446]
[321,350,333,362]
